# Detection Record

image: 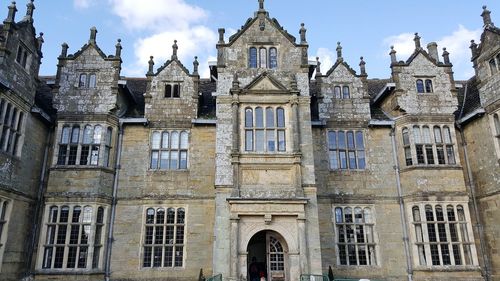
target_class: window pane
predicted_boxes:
[329,151,338,169]
[269,47,277,69]
[343,86,350,99]
[357,151,366,169]
[249,47,257,68]
[61,127,70,144]
[151,151,159,169]
[413,126,421,143]
[173,84,180,98]
[443,126,452,144]
[161,132,169,149]
[347,131,355,149]
[179,151,187,169]
[329,131,337,150]
[93,125,102,144]
[146,208,155,224]
[335,207,343,223]
[152,132,161,149]
[338,131,346,149]
[422,126,431,143]
[171,131,179,149]
[245,108,253,127]
[259,48,267,68]
[425,80,433,93]
[434,126,442,143]
[165,84,172,98]
[255,107,264,128]
[177,208,185,224]
[416,79,424,93]
[276,108,285,127]
[402,128,410,145]
[180,131,188,149]
[266,107,274,127]
[79,74,87,88]
[170,151,179,169]
[89,74,96,88]
[339,151,347,169]
[245,130,253,151]
[160,151,169,169]
[83,125,92,144]
[255,130,265,152]
[495,114,500,135]
[267,130,275,152]
[278,130,286,151]
[356,131,364,149]
[334,86,341,99]
[71,126,80,143]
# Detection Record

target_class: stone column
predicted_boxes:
[297,216,309,274]
[230,216,240,279]
[291,98,300,153]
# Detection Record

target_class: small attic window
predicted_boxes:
[79,74,87,88]
[489,58,498,75]
[165,83,180,98]
[425,80,433,93]
[15,44,30,69]
[416,80,424,93]
[249,47,257,68]
[248,46,278,69]
[269,48,278,69]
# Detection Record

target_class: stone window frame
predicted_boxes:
[332,205,378,267]
[400,124,457,167]
[327,129,366,170]
[408,202,478,268]
[0,197,12,273]
[333,85,351,99]
[487,53,500,76]
[490,111,500,159]
[37,203,107,271]
[164,82,181,98]
[15,42,31,71]
[55,123,113,168]
[416,79,434,94]
[141,206,186,269]
[0,97,25,157]
[150,130,189,170]
[243,106,286,153]
[248,46,278,69]
[78,73,97,88]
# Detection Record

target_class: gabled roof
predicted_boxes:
[243,71,289,92]
[324,59,357,77]
[472,25,500,61]
[226,13,298,47]
[404,48,449,67]
[69,42,110,61]
[154,58,191,77]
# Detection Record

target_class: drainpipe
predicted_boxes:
[25,128,52,278]
[456,124,491,281]
[390,124,413,281]
[104,121,124,281]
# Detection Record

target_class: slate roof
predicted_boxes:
[123,77,147,117]
[36,76,56,119]
[367,79,393,121]
[456,77,482,122]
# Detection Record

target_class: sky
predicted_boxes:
[9,0,500,80]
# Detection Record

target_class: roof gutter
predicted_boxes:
[31,106,52,123]
[457,108,486,125]
[369,120,394,126]
[119,117,148,125]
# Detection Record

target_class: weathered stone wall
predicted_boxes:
[474,30,500,108]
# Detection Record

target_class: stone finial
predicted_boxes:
[5,2,17,23]
[481,5,494,27]
[469,40,478,57]
[232,72,239,90]
[389,46,397,64]
[414,33,421,50]
[427,42,439,63]
[115,39,122,58]
[442,48,451,65]
[336,42,343,60]
[359,56,367,76]
[315,57,321,76]
[172,40,178,60]
[89,26,97,44]
[218,28,225,44]
[36,32,44,52]
[258,0,265,11]
[299,23,307,44]
[24,0,34,22]
[193,56,199,76]
[60,42,69,57]
[147,56,154,75]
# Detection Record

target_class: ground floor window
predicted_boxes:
[334,206,376,266]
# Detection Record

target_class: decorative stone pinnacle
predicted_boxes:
[89,26,97,44]
[193,56,199,76]
[61,42,69,57]
[360,56,367,76]
[414,32,421,49]
[172,40,178,60]
[25,0,34,20]
[258,0,264,11]
[115,39,122,57]
[6,1,17,23]
[442,47,450,65]
[147,56,155,75]
[481,5,493,27]
[336,42,343,60]
[315,57,321,75]
[390,46,397,64]
[37,32,44,51]
[299,23,307,44]
[218,28,225,44]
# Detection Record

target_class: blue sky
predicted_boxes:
[15,0,500,80]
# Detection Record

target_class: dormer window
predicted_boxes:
[416,79,433,93]
[165,83,180,98]
[489,57,498,75]
[15,44,30,69]
[248,47,278,69]
[334,85,350,99]
[79,73,97,88]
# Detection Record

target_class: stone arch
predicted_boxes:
[240,222,298,253]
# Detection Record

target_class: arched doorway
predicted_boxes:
[247,230,287,281]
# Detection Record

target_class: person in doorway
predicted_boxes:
[259,271,266,281]
[249,257,259,281]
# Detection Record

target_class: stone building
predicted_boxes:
[0,1,498,281]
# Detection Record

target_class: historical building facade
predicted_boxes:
[0,1,499,281]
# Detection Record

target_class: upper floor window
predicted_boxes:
[402,125,456,167]
[0,198,11,271]
[244,106,285,152]
[334,206,377,266]
[15,44,30,69]
[328,130,365,170]
[165,83,180,98]
[493,113,500,157]
[416,79,433,93]
[334,85,350,99]
[150,130,188,170]
[248,47,278,69]
[489,58,498,75]
[0,98,24,156]
[56,124,113,167]
[79,73,97,88]
[40,204,106,270]
[142,207,185,268]
[410,203,476,267]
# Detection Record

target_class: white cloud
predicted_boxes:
[74,0,94,9]
[108,0,207,31]
[382,26,481,79]
[310,47,336,75]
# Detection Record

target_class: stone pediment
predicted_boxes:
[244,72,288,93]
